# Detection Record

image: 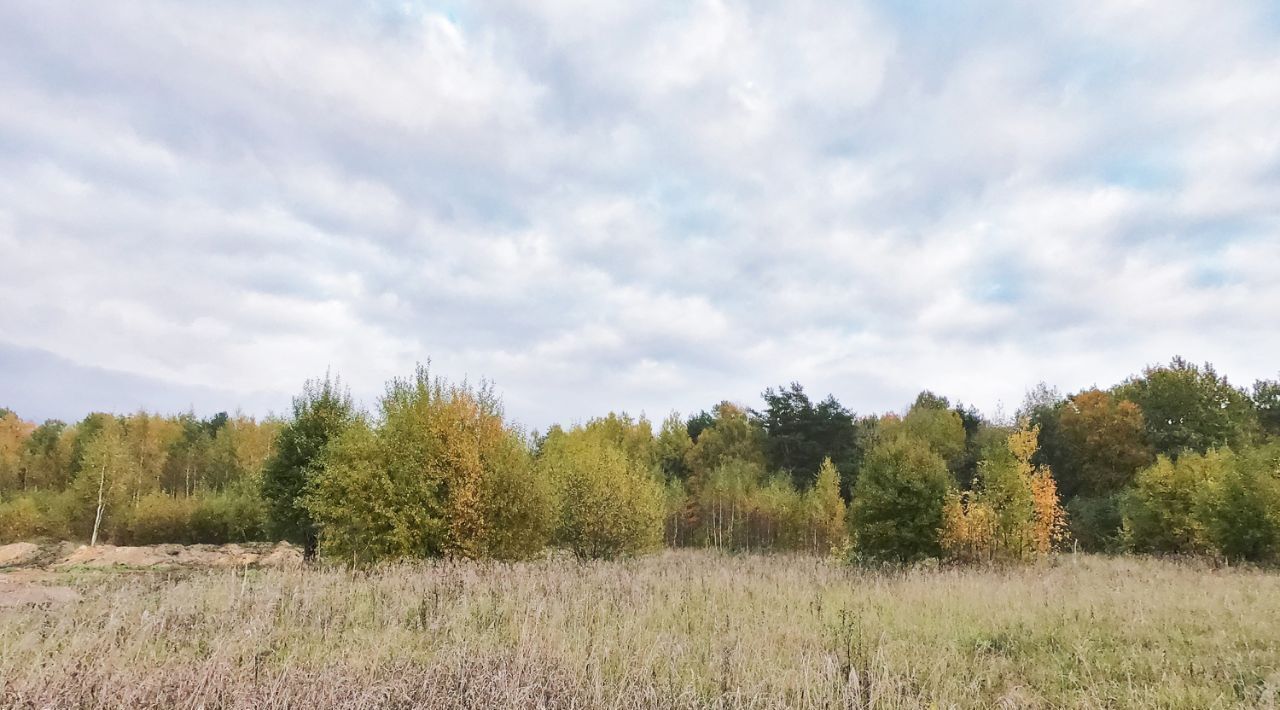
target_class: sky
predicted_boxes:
[1,1,1278,430]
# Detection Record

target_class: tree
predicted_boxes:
[0,411,35,493]
[308,366,556,563]
[262,375,356,558]
[1114,357,1256,457]
[655,412,693,482]
[803,457,847,554]
[71,419,133,543]
[941,422,1067,562]
[849,436,951,563]
[886,393,966,474]
[753,383,857,491]
[1122,451,1225,555]
[1254,378,1280,440]
[20,420,71,490]
[537,426,664,559]
[1058,389,1153,497]
[684,402,766,483]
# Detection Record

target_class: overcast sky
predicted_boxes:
[1,1,1278,429]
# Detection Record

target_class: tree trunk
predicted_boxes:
[90,464,106,547]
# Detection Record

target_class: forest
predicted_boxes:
[2,356,1279,565]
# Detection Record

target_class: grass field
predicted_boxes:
[2,551,1279,709]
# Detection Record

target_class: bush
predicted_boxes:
[1066,495,1125,553]
[123,493,195,545]
[0,496,43,543]
[539,431,664,559]
[190,490,267,544]
[0,491,75,543]
[1122,452,1224,555]
[1201,445,1280,562]
[849,436,951,563]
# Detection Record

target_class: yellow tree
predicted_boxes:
[804,457,848,554]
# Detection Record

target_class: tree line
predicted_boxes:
[2,356,1278,563]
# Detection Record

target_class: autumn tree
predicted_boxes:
[308,367,556,563]
[1058,389,1154,497]
[941,422,1067,562]
[0,410,35,493]
[803,457,847,554]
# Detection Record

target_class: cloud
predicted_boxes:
[0,0,1277,428]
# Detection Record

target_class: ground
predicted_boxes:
[1,549,1277,708]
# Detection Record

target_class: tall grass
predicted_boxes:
[2,551,1278,708]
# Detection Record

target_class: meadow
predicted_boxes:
[3,550,1279,709]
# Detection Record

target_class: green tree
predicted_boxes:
[538,428,663,559]
[1122,451,1225,555]
[262,375,355,558]
[1254,378,1280,440]
[1114,357,1256,457]
[849,436,951,563]
[655,412,693,481]
[754,383,856,491]
[308,366,555,563]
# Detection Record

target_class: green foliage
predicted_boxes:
[1066,495,1125,553]
[849,436,951,563]
[754,383,857,491]
[476,431,556,560]
[262,375,355,556]
[538,427,663,559]
[885,393,967,474]
[190,488,268,544]
[684,402,766,482]
[1254,378,1280,440]
[123,493,196,545]
[308,366,555,563]
[802,457,847,554]
[655,412,693,482]
[1122,452,1223,555]
[1114,357,1256,457]
[1199,444,1280,562]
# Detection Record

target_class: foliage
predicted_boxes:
[684,402,766,483]
[538,426,664,559]
[1114,357,1256,457]
[262,375,355,556]
[849,436,951,562]
[941,423,1067,562]
[1057,389,1154,497]
[1122,452,1223,555]
[753,383,857,491]
[802,457,847,554]
[1066,494,1125,553]
[308,366,557,563]
[1255,378,1280,440]
[655,412,693,482]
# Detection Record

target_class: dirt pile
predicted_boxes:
[0,542,43,568]
[0,541,303,571]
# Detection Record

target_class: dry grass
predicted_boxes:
[2,551,1279,708]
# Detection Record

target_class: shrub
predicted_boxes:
[849,436,951,563]
[0,496,43,543]
[1066,495,1125,553]
[1200,445,1280,562]
[190,490,267,544]
[1122,452,1224,555]
[123,493,195,545]
[539,431,664,559]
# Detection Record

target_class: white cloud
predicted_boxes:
[0,0,1277,426]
